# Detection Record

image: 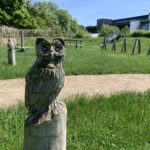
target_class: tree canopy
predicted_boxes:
[0,0,87,36]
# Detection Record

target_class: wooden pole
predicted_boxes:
[102,38,106,50]
[147,47,150,56]
[121,38,127,52]
[69,39,71,45]
[75,40,78,48]
[23,102,67,150]
[20,30,24,48]
[132,38,141,54]
[112,38,116,51]
[80,40,82,48]
[132,38,138,54]
[138,38,141,54]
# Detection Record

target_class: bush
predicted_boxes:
[75,29,89,38]
[120,25,130,37]
[131,30,150,38]
[99,24,120,37]
[75,32,84,38]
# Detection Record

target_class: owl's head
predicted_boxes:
[35,38,65,66]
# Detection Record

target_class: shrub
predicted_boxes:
[99,24,120,37]
[120,25,130,37]
[131,30,150,38]
[75,29,89,38]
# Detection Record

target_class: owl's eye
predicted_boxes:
[42,46,48,52]
[54,44,63,52]
[55,46,61,52]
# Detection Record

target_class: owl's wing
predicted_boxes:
[25,74,62,112]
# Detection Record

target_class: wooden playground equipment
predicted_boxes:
[101,36,150,55]
[64,39,83,48]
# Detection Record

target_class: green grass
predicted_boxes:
[63,37,150,75]
[0,103,27,150]
[1,92,150,150]
[0,37,150,79]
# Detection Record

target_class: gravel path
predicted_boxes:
[1,74,150,108]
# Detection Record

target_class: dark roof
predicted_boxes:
[113,15,148,22]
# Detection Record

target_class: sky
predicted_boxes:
[34,0,150,27]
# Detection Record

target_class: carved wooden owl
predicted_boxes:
[25,38,65,114]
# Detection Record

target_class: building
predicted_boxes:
[86,13,150,33]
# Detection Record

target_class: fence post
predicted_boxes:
[102,38,106,50]
[75,40,78,48]
[138,38,141,54]
[132,38,138,54]
[121,38,127,52]
[112,38,116,51]
[20,30,24,48]
[69,39,72,45]
[80,40,82,48]
[147,47,150,56]
[132,38,141,54]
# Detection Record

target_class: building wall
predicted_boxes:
[130,21,140,32]
[130,19,150,32]
[148,13,150,30]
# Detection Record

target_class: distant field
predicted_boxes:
[0,37,150,79]
[0,92,150,150]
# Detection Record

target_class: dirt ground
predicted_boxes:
[1,74,150,108]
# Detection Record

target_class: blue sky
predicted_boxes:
[34,0,150,26]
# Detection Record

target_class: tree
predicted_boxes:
[70,19,78,34]
[29,1,58,29]
[0,8,11,25]
[12,7,38,28]
[55,9,71,35]
[0,0,81,34]
[0,0,37,28]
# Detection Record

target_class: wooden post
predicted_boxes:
[147,47,150,56]
[112,38,116,51]
[80,40,82,48]
[121,38,127,52]
[132,38,138,54]
[20,30,24,48]
[138,38,141,54]
[102,38,106,50]
[7,39,16,65]
[23,101,67,150]
[69,39,71,45]
[132,38,141,54]
[75,40,78,48]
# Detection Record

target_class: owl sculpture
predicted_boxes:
[25,38,65,126]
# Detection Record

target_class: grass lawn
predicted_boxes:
[0,37,150,79]
[0,92,150,150]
